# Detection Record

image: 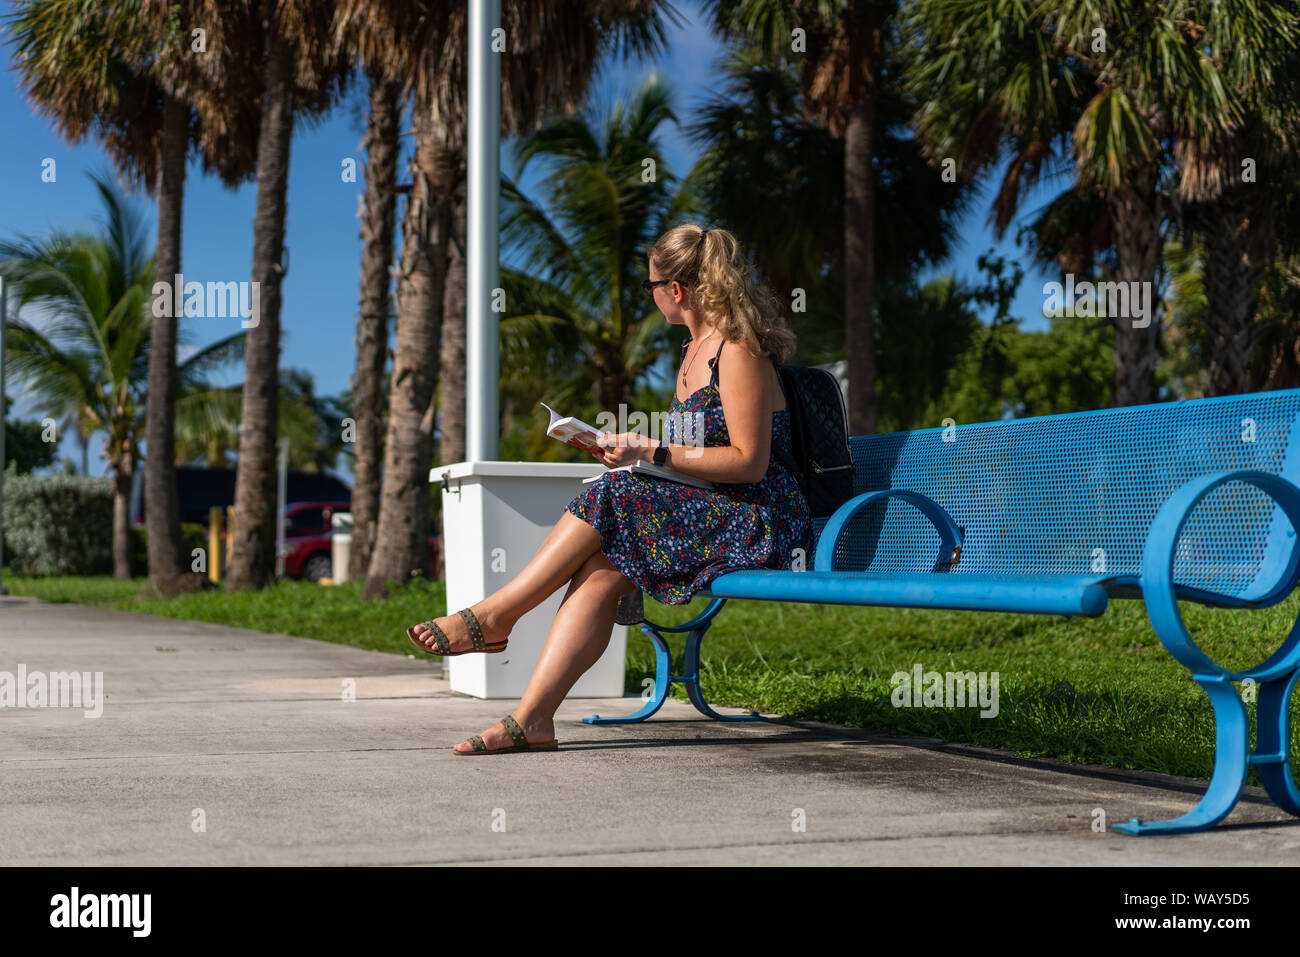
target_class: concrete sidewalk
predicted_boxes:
[1,594,1297,865]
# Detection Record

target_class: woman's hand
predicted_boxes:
[594,432,655,468]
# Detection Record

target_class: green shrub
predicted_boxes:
[129,524,145,571]
[1,465,114,575]
[182,522,211,564]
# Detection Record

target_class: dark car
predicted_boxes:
[282,501,442,582]
[131,465,353,527]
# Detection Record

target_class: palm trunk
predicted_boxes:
[439,169,468,469]
[362,111,452,601]
[434,170,467,584]
[1109,177,1162,406]
[596,369,632,415]
[348,72,402,582]
[112,464,134,579]
[227,11,293,591]
[145,92,189,590]
[843,0,879,435]
[1199,188,1274,396]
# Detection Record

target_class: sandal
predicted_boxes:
[406,607,506,656]
[455,714,559,755]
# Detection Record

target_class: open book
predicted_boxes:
[540,401,602,452]
[582,460,714,491]
[541,401,714,490]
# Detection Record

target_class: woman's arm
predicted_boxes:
[601,341,773,485]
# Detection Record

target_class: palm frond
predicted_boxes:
[177,331,247,383]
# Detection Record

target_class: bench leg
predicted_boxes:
[681,626,772,722]
[581,624,674,724]
[583,598,746,724]
[1112,676,1250,835]
[1252,668,1300,816]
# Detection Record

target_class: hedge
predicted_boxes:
[1,464,209,576]
[1,465,114,575]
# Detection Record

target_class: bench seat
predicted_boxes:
[707,569,1288,615]
[704,569,1110,617]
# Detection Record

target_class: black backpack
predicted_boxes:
[771,365,855,519]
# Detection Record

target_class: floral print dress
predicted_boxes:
[565,337,814,621]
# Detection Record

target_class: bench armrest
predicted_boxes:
[814,489,965,573]
[1142,469,1300,682]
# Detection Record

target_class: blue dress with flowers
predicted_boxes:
[565,338,814,609]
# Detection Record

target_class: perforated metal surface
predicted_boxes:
[826,390,1300,601]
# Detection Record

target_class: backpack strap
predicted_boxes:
[770,359,804,483]
[772,356,790,406]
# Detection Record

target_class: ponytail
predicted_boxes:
[648,225,797,364]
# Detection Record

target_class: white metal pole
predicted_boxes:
[466,0,501,461]
[0,276,8,595]
[275,436,288,578]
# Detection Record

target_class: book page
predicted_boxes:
[540,401,602,451]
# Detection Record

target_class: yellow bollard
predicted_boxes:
[208,507,223,584]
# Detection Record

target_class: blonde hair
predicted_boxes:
[648,224,797,364]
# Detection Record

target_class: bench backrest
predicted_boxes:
[823,390,1300,603]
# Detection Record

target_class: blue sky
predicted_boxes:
[1,0,1057,482]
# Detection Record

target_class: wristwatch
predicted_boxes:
[652,443,669,466]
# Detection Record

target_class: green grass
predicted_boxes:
[4,574,445,656]
[7,571,1298,783]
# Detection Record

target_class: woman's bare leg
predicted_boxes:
[452,551,634,751]
[409,510,602,652]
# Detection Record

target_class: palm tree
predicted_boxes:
[55,410,95,475]
[432,161,467,582]
[339,0,681,600]
[685,45,844,359]
[703,0,891,434]
[500,77,693,424]
[1174,4,1300,395]
[6,0,258,594]
[0,173,245,577]
[218,0,348,590]
[905,0,1246,407]
[172,367,347,472]
[438,170,468,465]
[331,8,407,581]
[0,174,151,577]
[685,42,972,366]
[348,73,402,581]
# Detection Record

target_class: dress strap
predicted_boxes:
[707,338,726,384]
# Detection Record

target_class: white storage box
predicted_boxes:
[433,460,628,698]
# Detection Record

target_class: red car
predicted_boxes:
[282,501,442,582]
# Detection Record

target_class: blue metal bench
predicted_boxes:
[584,389,1300,836]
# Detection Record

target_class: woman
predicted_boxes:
[405,224,813,754]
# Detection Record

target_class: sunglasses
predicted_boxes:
[641,279,671,296]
